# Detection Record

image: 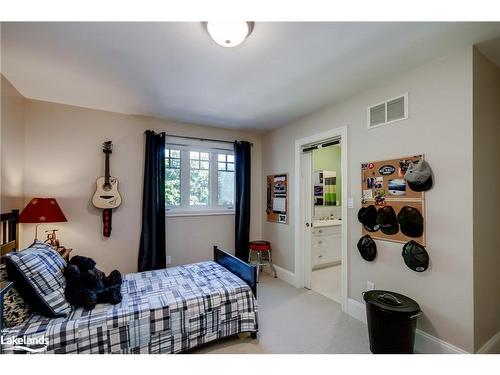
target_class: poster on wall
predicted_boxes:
[267,174,288,224]
[360,155,426,245]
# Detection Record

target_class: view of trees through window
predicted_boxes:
[166,148,180,207]
[165,146,235,211]
[189,151,210,206]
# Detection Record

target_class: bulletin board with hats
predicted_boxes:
[359,155,430,246]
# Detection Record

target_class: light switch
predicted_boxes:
[347,198,354,208]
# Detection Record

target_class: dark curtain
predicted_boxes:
[138,131,166,272]
[234,141,251,261]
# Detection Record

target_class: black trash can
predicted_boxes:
[363,290,421,354]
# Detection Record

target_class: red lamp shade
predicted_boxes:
[19,198,67,223]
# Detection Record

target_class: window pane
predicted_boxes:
[166,168,180,206]
[218,162,226,171]
[200,161,209,170]
[227,162,234,171]
[218,171,234,206]
[190,160,200,169]
[201,152,210,161]
[190,151,199,159]
[227,154,234,163]
[171,149,180,158]
[218,154,226,162]
[190,170,209,206]
[171,159,180,168]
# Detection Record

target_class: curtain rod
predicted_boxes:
[166,134,253,147]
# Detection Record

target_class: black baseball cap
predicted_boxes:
[402,241,429,272]
[357,235,377,261]
[404,160,433,192]
[357,205,379,232]
[397,206,424,238]
[375,206,399,235]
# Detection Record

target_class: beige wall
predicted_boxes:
[20,99,262,274]
[0,75,25,213]
[473,48,500,352]
[262,47,476,352]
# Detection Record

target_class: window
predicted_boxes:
[165,144,235,214]
[217,153,235,206]
[165,148,181,207]
[189,151,210,206]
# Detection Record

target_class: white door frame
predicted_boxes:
[293,125,348,312]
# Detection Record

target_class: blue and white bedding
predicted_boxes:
[1,261,258,354]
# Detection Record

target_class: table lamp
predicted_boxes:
[19,198,67,245]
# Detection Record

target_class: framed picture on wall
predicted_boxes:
[266,173,288,224]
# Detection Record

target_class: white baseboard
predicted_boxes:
[347,298,367,323]
[415,328,468,354]
[272,265,296,286]
[477,331,500,354]
[346,298,469,354]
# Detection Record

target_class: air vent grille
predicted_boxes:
[368,93,408,128]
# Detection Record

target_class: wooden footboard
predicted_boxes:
[213,246,257,297]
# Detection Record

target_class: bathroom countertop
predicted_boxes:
[313,219,342,228]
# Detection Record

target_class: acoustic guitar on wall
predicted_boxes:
[92,141,122,237]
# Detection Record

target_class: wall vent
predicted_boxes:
[367,93,408,129]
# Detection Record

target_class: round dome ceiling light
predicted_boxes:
[206,22,254,48]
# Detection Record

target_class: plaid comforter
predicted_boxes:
[1,261,258,354]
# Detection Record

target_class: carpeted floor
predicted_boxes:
[191,275,371,354]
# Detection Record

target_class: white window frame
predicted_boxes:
[166,142,235,217]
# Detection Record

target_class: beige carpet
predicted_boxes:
[191,275,371,354]
[311,264,342,303]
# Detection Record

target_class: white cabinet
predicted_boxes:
[311,225,341,268]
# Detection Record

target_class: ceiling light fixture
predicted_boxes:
[205,22,254,48]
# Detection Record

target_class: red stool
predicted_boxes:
[248,240,277,280]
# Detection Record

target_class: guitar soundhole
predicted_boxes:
[103,184,112,191]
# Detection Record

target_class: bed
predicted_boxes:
[0,209,258,354]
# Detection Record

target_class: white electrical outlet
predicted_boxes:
[166,256,172,265]
[347,198,354,208]
[367,281,375,291]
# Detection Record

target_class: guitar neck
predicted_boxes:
[105,153,110,185]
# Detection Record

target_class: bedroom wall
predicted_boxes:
[472,48,500,352]
[0,75,26,213]
[261,46,476,352]
[20,99,262,274]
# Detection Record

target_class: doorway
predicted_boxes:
[294,126,348,311]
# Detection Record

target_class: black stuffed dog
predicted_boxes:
[64,255,123,311]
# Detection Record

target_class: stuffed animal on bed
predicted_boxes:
[63,255,123,310]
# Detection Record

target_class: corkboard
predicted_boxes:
[361,155,425,245]
[266,173,288,224]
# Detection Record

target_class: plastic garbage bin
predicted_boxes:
[363,290,421,354]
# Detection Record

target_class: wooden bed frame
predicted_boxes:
[213,245,257,298]
[0,209,19,257]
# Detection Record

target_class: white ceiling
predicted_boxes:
[2,22,500,131]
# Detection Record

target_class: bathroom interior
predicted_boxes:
[310,144,342,303]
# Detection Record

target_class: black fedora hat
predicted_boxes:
[357,205,379,232]
[398,206,424,238]
[375,206,399,235]
[402,241,429,272]
[357,235,377,261]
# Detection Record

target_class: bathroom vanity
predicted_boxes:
[311,219,341,269]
